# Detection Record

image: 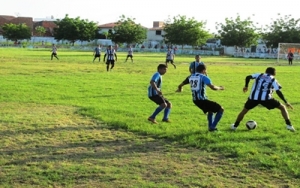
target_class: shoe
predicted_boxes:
[175,87,183,92]
[209,128,218,132]
[286,125,295,132]
[148,117,158,124]
[162,119,171,123]
[231,124,237,130]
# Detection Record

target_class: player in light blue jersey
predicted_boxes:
[176,55,205,92]
[189,64,224,132]
[93,45,101,62]
[147,64,172,123]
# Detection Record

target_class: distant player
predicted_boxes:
[147,64,172,123]
[165,47,176,69]
[93,45,101,62]
[125,45,133,63]
[231,67,295,131]
[176,55,205,92]
[103,45,117,71]
[51,44,59,60]
[287,50,294,65]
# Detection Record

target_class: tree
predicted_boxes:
[163,15,211,48]
[110,15,147,45]
[261,14,300,47]
[35,26,46,36]
[2,23,31,41]
[215,15,260,47]
[54,14,98,45]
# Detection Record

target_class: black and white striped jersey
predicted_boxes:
[105,49,116,60]
[248,73,281,101]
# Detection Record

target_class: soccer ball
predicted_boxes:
[246,120,257,130]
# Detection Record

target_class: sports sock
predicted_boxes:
[150,106,164,119]
[207,112,213,128]
[163,108,171,120]
[212,111,223,128]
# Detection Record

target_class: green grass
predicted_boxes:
[0,48,299,187]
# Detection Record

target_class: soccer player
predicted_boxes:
[287,50,294,65]
[93,45,101,62]
[125,45,133,63]
[165,47,176,69]
[51,44,59,60]
[103,45,117,71]
[189,64,224,132]
[147,64,172,123]
[231,67,295,131]
[176,55,205,92]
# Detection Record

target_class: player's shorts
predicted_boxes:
[244,98,280,110]
[193,100,222,114]
[51,52,57,56]
[165,59,174,63]
[127,55,133,58]
[106,60,115,65]
[94,54,100,57]
[149,95,170,105]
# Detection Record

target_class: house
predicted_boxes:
[33,21,57,37]
[0,15,33,35]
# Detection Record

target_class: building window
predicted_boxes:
[155,30,162,35]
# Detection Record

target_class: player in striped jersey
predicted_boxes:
[165,47,176,69]
[147,64,172,123]
[50,44,59,60]
[125,46,133,63]
[176,55,205,92]
[103,45,117,71]
[231,67,295,131]
[189,64,224,132]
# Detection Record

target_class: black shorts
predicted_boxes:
[51,52,57,56]
[193,100,222,114]
[244,98,280,110]
[95,54,100,57]
[166,59,174,63]
[149,95,170,105]
[106,60,115,65]
[127,55,133,58]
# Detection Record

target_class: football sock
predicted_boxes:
[163,108,171,120]
[212,111,223,128]
[207,112,213,128]
[150,106,164,119]
[285,119,291,125]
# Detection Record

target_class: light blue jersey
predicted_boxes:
[189,73,211,100]
[189,61,204,74]
[148,72,162,97]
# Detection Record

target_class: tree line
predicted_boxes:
[1,13,300,48]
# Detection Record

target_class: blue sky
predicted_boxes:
[1,0,299,33]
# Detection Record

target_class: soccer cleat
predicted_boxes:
[286,125,295,132]
[162,119,171,123]
[148,117,158,124]
[231,124,237,130]
[209,128,218,132]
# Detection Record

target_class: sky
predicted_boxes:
[1,0,300,33]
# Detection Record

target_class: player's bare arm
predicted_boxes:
[150,81,162,95]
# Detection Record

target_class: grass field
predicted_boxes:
[0,48,299,188]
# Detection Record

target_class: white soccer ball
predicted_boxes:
[246,120,257,130]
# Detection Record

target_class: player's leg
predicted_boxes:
[162,99,172,122]
[231,99,257,130]
[148,96,167,123]
[170,60,176,69]
[93,56,96,62]
[106,61,110,71]
[110,61,115,71]
[131,55,133,63]
[264,99,295,131]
